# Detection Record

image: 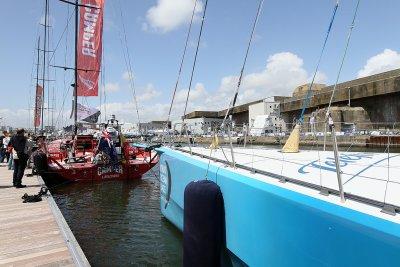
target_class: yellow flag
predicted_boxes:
[209,134,219,149]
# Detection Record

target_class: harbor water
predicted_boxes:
[51,165,183,266]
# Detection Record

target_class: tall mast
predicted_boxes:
[74,0,79,136]
[58,0,101,135]
[35,37,41,135]
[41,0,49,133]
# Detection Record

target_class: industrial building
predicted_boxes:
[172,117,223,135]
[280,68,400,131]
[180,96,288,134]
[158,68,400,134]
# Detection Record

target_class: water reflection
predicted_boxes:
[52,166,183,266]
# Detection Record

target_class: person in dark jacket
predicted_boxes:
[96,130,118,163]
[9,128,28,188]
[0,132,5,163]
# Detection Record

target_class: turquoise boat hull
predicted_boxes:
[157,147,400,266]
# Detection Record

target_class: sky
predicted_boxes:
[1,0,400,128]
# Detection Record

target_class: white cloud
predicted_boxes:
[137,84,161,101]
[357,49,400,78]
[213,52,325,104]
[103,82,120,93]
[0,109,30,128]
[98,52,328,123]
[98,101,170,123]
[312,71,327,84]
[144,0,203,33]
[174,83,208,103]
[122,71,134,81]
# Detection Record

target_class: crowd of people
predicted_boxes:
[0,129,35,188]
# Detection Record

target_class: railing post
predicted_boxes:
[183,123,193,155]
[331,125,345,202]
[227,124,236,168]
[243,123,248,148]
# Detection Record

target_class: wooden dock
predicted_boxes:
[0,163,89,266]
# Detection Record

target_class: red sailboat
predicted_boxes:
[42,117,158,183]
[33,0,158,183]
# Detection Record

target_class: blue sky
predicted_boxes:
[1,0,400,128]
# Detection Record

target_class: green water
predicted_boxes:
[52,166,183,266]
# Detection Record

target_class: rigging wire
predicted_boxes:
[100,4,106,122]
[102,54,107,122]
[182,0,209,120]
[205,0,265,172]
[115,0,141,125]
[27,41,38,129]
[42,0,49,132]
[48,11,74,67]
[29,22,42,130]
[326,0,361,116]
[166,0,198,130]
[298,0,339,123]
[52,26,57,129]
[55,5,71,129]
[323,0,361,151]
[47,0,51,128]
[220,0,264,127]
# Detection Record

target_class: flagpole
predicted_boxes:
[74,0,78,136]
[35,37,41,135]
[58,0,101,136]
[41,0,48,133]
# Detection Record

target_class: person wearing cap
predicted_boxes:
[96,129,118,163]
[9,128,28,188]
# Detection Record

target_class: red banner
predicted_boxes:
[77,0,104,96]
[34,85,43,127]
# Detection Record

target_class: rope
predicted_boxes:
[221,0,265,127]
[298,1,339,123]
[326,0,361,117]
[164,0,198,143]
[182,0,209,121]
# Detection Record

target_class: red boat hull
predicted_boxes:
[44,137,158,183]
[47,159,157,182]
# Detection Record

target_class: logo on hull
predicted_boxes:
[98,165,123,176]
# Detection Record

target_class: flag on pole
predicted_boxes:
[77,0,104,96]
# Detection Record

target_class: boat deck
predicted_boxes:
[0,163,89,266]
[176,146,400,211]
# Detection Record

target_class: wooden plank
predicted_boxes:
[0,164,89,266]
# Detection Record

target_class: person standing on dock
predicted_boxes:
[3,132,11,163]
[310,113,316,136]
[328,112,334,132]
[9,128,28,188]
[0,132,4,163]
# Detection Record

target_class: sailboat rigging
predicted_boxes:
[34,0,159,183]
